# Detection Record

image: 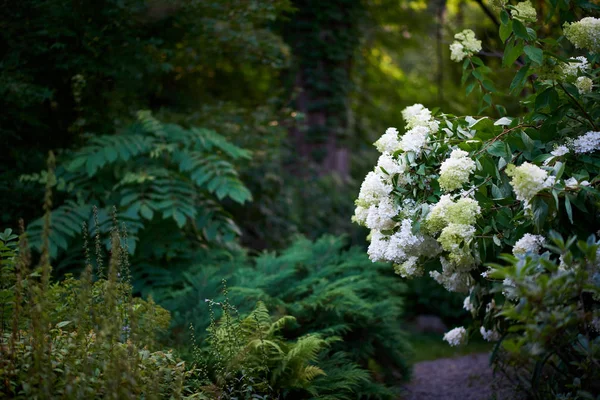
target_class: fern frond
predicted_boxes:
[66,134,154,176]
[28,201,92,258]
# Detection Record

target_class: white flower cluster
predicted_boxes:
[576,76,594,94]
[443,327,467,346]
[513,234,545,255]
[423,195,481,292]
[355,104,445,276]
[506,162,553,205]
[564,177,590,188]
[438,149,476,192]
[374,127,401,154]
[562,56,590,78]
[480,326,501,342]
[449,29,482,62]
[572,131,600,154]
[564,17,600,54]
[511,1,537,23]
[401,104,440,133]
[551,145,570,157]
[463,295,475,314]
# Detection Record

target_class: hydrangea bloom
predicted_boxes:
[564,17,600,54]
[513,233,545,255]
[463,295,475,314]
[562,56,590,78]
[384,219,425,263]
[426,195,481,233]
[376,153,407,182]
[551,145,570,157]
[480,326,501,342]
[450,29,482,62]
[439,149,476,192]
[352,205,369,225]
[401,104,440,132]
[506,162,552,203]
[357,171,392,206]
[400,126,429,155]
[367,230,388,262]
[511,1,537,23]
[443,327,467,346]
[572,131,600,153]
[576,76,593,94]
[438,224,476,253]
[394,256,421,278]
[374,127,401,154]
[365,197,399,230]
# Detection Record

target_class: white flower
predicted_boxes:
[401,104,440,132]
[513,233,545,255]
[394,256,421,278]
[506,162,551,203]
[564,17,600,54]
[352,205,369,225]
[443,327,468,346]
[562,56,590,78]
[376,153,407,182]
[572,131,600,154]
[565,177,578,188]
[449,29,482,62]
[511,1,537,23]
[365,197,399,230]
[400,126,429,155]
[551,145,569,157]
[367,230,388,262]
[463,296,475,313]
[439,149,476,192]
[384,219,424,263]
[450,42,465,62]
[576,76,594,94]
[480,326,501,342]
[357,171,393,206]
[374,127,401,154]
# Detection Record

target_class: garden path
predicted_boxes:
[403,352,518,400]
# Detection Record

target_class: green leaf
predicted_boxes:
[524,45,543,65]
[565,195,574,224]
[503,40,524,67]
[512,20,529,41]
[500,20,513,43]
[510,65,531,94]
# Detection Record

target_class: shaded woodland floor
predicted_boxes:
[403,353,520,400]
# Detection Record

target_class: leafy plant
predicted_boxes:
[0,220,188,399]
[352,0,600,398]
[486,231,600,398]
[163,235,411,399]
[22,112,252,285]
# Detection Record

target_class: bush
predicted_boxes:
[487,232,600,398]
[163,235,411,399]
[0,221,188,398]
[351,0,600,398]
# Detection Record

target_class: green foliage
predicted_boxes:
[0,225,187,399]
[162,235,411,399]
[354,0,600,398]
[487,232,600,399]
[191,298,348,399]
[22,112,252,284]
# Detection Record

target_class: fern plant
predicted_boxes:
[191,296,339,400]
[21,112,252,284]
[163,236,411,399]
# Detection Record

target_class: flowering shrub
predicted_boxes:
[353,0,600,397]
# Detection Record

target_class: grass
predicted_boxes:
[408,332,493,363]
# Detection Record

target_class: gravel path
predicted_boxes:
[403,353,518,400]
